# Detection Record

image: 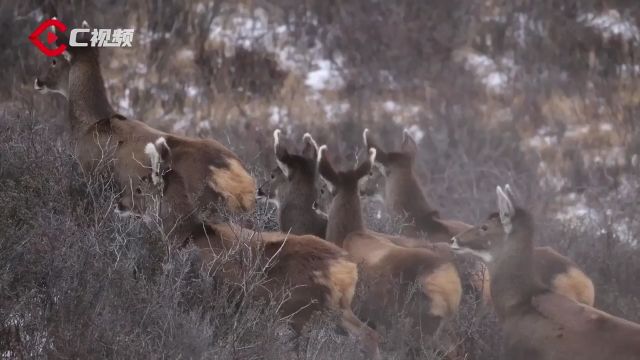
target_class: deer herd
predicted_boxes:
[33,19,640,360]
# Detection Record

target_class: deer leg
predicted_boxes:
[339,309,381,360]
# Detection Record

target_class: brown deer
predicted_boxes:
[318,144,462,342]
[364,129,594,306]
[34,20,255,229]
[110,135,381,357]
[188,221,381,358]
[363,128,471,241]
[256,130,327,238]
[451,186,640,359]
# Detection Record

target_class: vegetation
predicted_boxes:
[2,0,639,358]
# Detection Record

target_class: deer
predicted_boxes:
[317,143,462,346]
[364,128,595,306]
[34,19,256,231]
[125,141,380,358]
[188,222,381,358]
[363,128,471,242]
[256,130,327,238]
[451,185,640,359]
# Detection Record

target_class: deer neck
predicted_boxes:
[278,181,318,231]
[67,54,116,136]
[488,215,542,319]
[386,168,439,222]
[326,183,364,246]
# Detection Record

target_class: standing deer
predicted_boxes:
[451,186,640,359]
[364,129,594,306]
[188,222,381,359]
[318,144,462,344]
[256,130,327,238]
[34,20,255,230]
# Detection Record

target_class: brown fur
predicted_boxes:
[318,145,462,339]
[35,47,255,229]
[261,131,327,238]
[190,223,380,358]
[366,130,593,306]
[454,216,595,306]
[551,267,595,307]
[422,263,463,318]
[453,191,640,359]
[209,160,257,212]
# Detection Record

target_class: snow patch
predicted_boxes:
[528,127,558,150]
[460,51,516,93]
[305,59,344,91]
[406,124,424,143]
[579,10,640,42]
[382,101,399,113]
[269,106,289,126]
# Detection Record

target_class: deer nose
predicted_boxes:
[256,187,266,197]
[34,78,44,89]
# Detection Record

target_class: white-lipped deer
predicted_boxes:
[34,20,256,231]
[318,144,462,342]
[364,129,594,306]
[256,130,327,238]
[451,186,640,359]
[187,221,381,359]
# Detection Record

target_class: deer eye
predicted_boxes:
[320,188,325,195]
[52,59,57,66]
[135,187,142,194]
[271,173,276,180]
[481,225,488,232]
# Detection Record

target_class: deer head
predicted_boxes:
[363,128,418,173]
[450,185,520,263]
[33,19,95,96]
[318,144,376,243]
[34,55,71,97]
[261,130,322,205]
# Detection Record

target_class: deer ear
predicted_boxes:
[363,128,388,165]
[145,137,172,185]
[273,129,290,177]
[504,184,517,204]
[318,145,339,184]
[401,129,418,157]
[496,186,515,233]
[301,133,319,160]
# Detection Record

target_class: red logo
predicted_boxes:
[29,19,67,57]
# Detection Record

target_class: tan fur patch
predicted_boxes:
[552,267,595,306]
[421,263,462,318]
[470,262,492,305]
[208,159,256,212]
[315,259,358,309]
